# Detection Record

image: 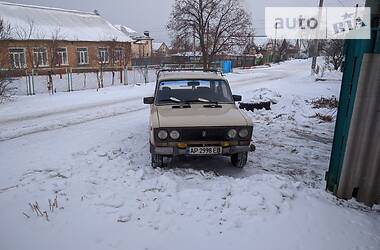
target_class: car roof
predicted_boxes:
[158,71,226,82]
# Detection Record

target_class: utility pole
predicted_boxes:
[273,22,278,63]
[193,25,196,57]
[311,0,324,73]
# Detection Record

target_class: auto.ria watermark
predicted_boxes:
[265,7,371,40]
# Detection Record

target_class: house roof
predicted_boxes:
[114,25,139,37]
[254,36,271,47]
[152,42,166,51]
[0,1,132,42]
[152,42,161,51]
[115,24,153,41]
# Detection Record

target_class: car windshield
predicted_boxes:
[156,79,234,105]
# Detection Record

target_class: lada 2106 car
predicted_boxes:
[143,69,254,168]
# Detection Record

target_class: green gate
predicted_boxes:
[326,28,380,193]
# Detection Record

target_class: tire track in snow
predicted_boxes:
[0,105,148,142]
[230,70,290,88]
[0,96,142,124]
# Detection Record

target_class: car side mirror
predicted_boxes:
[143,97,154,104]
[233,95,242,102]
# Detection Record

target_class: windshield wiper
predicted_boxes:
[197,98,223,108]
[160,97,193,108]
[182,98,223,108]
[159,97,182,103]
[182,98,214,104]
[197,98,211,103]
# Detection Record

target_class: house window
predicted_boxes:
[9,48,26,69]
[114,48,124,63]
[56,48,68,66]
[98,48,109,63]
[33,47,48,67]
[77,48,89,65]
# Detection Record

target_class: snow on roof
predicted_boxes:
[172,51,202,57]
[114,25,138,37]
[152,42,164,51]
[115,24,153,41]
[254,37,271,47]
[0,1,132,42]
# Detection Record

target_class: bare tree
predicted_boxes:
[97,47,108,89]
[170,35,193,54]
[14,21,33,40]
[168,0,254,69]
[0,18,12,40]
[46,28,65,94]
[278,39,289,61]
[14,20,37,69]
[14,20,61,94]
[0,17,12,67]
[108,40,117,85]
[14,19,49,70]
[322,39,344,71]
[0,17,16,101]
[48,28,64,69]
[108,38,126,85]
[0,77,16,102]
[15,20,55,94]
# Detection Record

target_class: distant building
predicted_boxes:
[0,2,133,76]
[279,39,301,60]
[253,36,301,64]
[115,25,154,60]
[152,42,170,56]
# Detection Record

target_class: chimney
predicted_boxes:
[144,31,150,37]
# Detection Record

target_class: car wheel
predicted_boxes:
[151,153,164,168]
[231,152,248,168]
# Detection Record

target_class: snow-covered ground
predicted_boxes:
[0,59,379,250]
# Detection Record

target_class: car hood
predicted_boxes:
[155,104,251,127]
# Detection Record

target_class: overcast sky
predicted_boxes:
[5,0,365,44]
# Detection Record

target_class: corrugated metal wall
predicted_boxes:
[325,33,378,194]
[336,54,380,206]
[326,0,380,206]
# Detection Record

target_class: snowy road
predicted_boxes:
[0,67,287,141]
[0,60,379,250]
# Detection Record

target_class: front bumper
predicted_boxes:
[151,144,252,156]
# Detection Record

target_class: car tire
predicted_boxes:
[231,152,248,168]
[151,153,164,168]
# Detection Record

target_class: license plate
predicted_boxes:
[188,146,222,155]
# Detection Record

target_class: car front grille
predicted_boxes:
[154,127,251,142]
[179,127,230,141]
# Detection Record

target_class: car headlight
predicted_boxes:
[239,128,249,138]
[227,129,238,139]
[170,130,180,140]
[157,130,168,140]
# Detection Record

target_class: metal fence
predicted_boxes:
[10,63,229,96]
[11,66,159,95]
